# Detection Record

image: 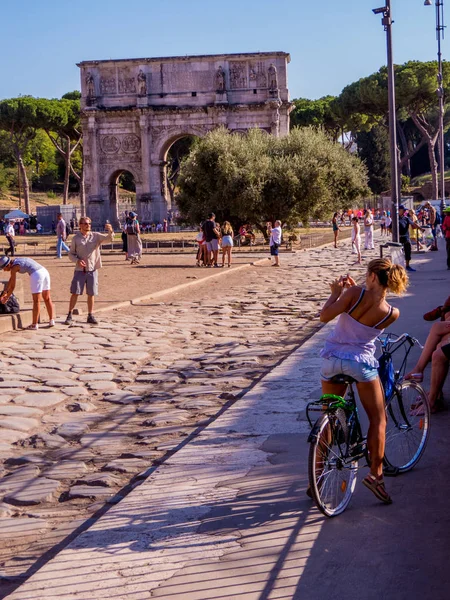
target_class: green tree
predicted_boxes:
[177,127,368,234]
[35,97,82,205]
[356,124,390,194]
[0,97,43,213]
[290,96,341,141]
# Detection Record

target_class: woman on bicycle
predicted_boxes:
[319,258,408,504]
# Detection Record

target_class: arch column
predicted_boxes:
[149,162,168,223]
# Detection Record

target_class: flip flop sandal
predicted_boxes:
[362,474,393,504]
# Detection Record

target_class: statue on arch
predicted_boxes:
[215,66,226,93]
[137,70,147,96]
[86,72,95,98]
[268,64,279,96]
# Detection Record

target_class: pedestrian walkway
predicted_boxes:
[5,246,450,599]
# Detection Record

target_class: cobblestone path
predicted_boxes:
[0,241,374,593]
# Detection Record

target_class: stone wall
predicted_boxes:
[78,52,292,226]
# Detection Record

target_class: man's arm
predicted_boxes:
[94,225,114,246]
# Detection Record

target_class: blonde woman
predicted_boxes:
[221,221,234,267]
[319,258,408,504]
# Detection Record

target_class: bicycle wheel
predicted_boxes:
[308,413,359,517]
[384,380,430,473]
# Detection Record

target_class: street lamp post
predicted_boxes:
[425,0,446,217]
[373,2,400,242]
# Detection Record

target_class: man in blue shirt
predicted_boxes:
[398,205,424,272]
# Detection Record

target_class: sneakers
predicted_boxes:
[49,319,55,327]
[64,314,73,326]
[406,266,416,272]
[87,314,98,325]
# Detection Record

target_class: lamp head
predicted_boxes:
[373,6,387,14]
[424,0,433,6]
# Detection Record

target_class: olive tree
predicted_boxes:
[177,127,369,234]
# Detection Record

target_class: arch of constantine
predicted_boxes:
[78,52,291,226]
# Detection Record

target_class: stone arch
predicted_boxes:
[156,126,210,162]
[108,168,139,227]
[155,128,207,209]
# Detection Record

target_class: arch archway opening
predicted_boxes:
[109,170,136,226]
[163,135,197,210]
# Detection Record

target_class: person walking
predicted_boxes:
[268,220,282,267]
[424,201,438,250]
[64,217,114,326]
[126,212,142,265]
[0,256,55,330]
[380,211,387,236]
[398,205,424,272]
[385,211,392,237]
[332,213,341,248]
[364,208,374,250]
[351,216,362,264]
[56,213,70,259]
[4,220,15,257]
[442,206,450,270]
[121,223,129,260]
[221,221,234,267]
[318,258,408,504]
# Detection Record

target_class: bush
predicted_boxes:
[177,127,369,233]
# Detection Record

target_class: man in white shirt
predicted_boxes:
[269,220,282,267]
[4,221,15,257]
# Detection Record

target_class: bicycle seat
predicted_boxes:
[329,374,357,385]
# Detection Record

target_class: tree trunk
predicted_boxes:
[63,134,71,205]
[17,155,30,214]
[427,141,439,199]
[410,113,439,198]
[69,160,85,217]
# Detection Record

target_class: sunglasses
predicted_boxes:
[80,222,91,225]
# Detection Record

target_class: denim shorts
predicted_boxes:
[320,356,379,383]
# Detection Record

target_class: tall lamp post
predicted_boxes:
[425,0,446,217]
[373,1,400,242]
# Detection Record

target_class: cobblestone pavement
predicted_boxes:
[0,239,379,594]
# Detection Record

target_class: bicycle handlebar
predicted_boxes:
[377,332,424,350]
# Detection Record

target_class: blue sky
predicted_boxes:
[0,0,445,101]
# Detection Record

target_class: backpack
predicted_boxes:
[126,221,136,235]
[0,293,20,314]
[435,212,441,226]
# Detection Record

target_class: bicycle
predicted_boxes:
[306,333,430,517]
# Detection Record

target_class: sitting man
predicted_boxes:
[406,295,450,413]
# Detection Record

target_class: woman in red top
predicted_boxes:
[442,207,450,270]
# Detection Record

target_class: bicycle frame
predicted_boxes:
[307,386,367,464]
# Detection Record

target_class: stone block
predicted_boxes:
[3,478,62,506]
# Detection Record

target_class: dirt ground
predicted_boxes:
[17,250,271,317]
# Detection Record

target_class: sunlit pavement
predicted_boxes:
[5,246,450,600]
